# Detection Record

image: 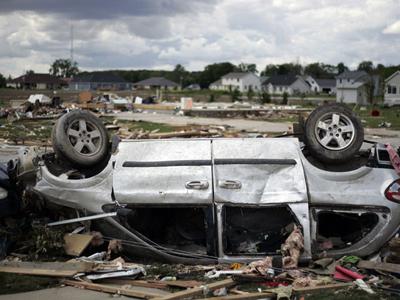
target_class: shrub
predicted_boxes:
[282,92,289,105]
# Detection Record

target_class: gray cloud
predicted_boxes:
[0,0,218,19]
[0,0,400,77]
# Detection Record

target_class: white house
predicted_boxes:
[263,74,310,95]
[304,76,319,93]
[304,76,336,94]
[315,79,336,95]
[210,72,261,93]
[209,79,224,91]
[384,70,400,107]
[336,71,370,105]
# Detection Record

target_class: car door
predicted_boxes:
[113,139,213,205]
[211,138,311,258]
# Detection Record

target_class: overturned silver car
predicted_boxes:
[27,105,400,264]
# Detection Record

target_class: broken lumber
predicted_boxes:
[63,280,169,298]
[358,260,400,275]
[151,278,235,300]
[292,282,353,294]
[201,293,276,300]
[0,261,95,277]
[99,279,168,289]
[148,131,212,139]
[99,279,204,289]
[64,233,94,256]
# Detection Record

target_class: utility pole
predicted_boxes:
[70,24,74,62]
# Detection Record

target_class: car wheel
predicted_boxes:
[52,110,109,167]
[304,103,364,163]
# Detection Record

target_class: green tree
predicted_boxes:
[261,64,279,76]
[238,63,258,74]
[199,62,237,88]
[261,63,302,76]
[282,92,289,105]
[357,61,374,73]
[209,93,215,102]
[260,91,271,104]
[278,63,303,75]
[247,86,255,101]
[304,62,332,78]
[49,58,79,78]
[230,88,241,102]
[25,70,35,75]
[337,62,349,74]
[171,64,187,87]
[0,73,6,88]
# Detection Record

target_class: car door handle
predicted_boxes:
[185,180,209,190]
[218,180,242,189]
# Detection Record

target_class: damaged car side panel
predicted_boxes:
[302,156,400,257]
[212,139,308,204]
[34,160,114,213]
[113,140,213,205]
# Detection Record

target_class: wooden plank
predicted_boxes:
[98,279,204,289]
[358,260,400,275]
[0,267,77,277]
[293,283,353,294]
[64,233,94,256]
[148,131,212,139]
[151,278,235,300]
[98,279,168,289]
[201,293,276,300]
[0,261,95,277]
[133,104,176,111]
[164,280,204,288]
[63,280,165,299]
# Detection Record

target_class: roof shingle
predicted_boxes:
[133,77,179,87]
[264,74,298,86]
[71,72,127,83]
[12,73,66,84]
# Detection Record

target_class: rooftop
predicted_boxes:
[264,74,299,86]
[336,70,369,81]
[71,72,127,83]
[221,72,253,79]
[315,78,336,87]
[133,77,179,87]
[11,73,66,84]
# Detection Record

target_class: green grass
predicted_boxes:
[114,119,175,133]
[0,118,54,142]
[353,106,400,130]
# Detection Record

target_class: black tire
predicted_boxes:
[304,103,364,163]
[52,110,109,167]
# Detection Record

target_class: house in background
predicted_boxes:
[263,74,310,95]
[185,83,201,90]
[70,72,131,91]
[209,72,261,92]
[304,76,336,94]
[220,72,261,93]
[8,73,67,90]
[384,70,400,106]
[315,78,336,94]
[304,76,320,93]
[336,71,371,105]
[209,79,224,90]
[133,77,179,90]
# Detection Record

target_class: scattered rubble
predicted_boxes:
[0,103,400,299]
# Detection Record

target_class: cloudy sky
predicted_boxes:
[0,0,399,76]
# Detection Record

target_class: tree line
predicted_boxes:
[1,59,399,89]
